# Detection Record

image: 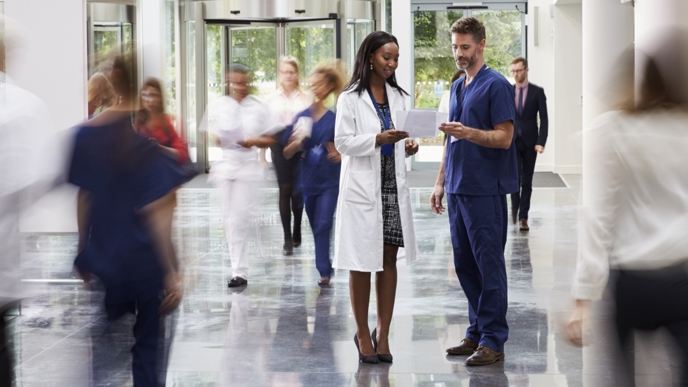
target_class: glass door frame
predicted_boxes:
[191,14,342,172]
[408,1,527,168]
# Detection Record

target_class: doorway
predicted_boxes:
[181,0,378,171]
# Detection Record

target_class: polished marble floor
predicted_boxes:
[6,174,679,386]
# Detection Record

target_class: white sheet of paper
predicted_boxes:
[395,110,445,138]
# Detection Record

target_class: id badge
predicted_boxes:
[308,144,324,164]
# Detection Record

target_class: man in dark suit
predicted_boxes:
[510,57,548,231]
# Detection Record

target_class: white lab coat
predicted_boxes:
[333,83,420,272]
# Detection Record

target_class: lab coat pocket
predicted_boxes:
[343,170,376,206]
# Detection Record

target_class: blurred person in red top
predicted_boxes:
[136,77,190,164]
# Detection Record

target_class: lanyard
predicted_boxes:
[367,87,394,155]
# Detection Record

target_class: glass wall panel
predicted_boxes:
[185,20,197,162]
[164,0,177,116]
[347,19,374,72]
[285,21,336,82]
[229,26,277,97]
[413,10,463,110]
[473,10,523,79]
[206,24,223,163]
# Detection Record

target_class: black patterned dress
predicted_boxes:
[378,102,404,247]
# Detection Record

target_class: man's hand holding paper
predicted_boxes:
[395,110,448,138]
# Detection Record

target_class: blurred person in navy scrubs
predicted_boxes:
[283,60,346,285]
[0,15,63,385]
[567,30,688,386]
[430,17,517,366]
[70,54,184,386]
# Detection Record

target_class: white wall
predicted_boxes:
[527,0,556,172]
[140,0,164,80]
[552,4,582,174]
[6,0,86,233]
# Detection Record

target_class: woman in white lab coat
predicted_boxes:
[334,31,420,364]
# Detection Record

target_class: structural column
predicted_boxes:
[581,1,633,386]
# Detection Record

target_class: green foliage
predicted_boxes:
[286,24,335,80]
[414,10,522,109]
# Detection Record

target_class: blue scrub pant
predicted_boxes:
[104,280,165,387]
[304,189,339,278]
[447,193,509,352]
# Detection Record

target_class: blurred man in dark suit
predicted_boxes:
[510,57,548,231]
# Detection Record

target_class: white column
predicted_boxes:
[581,1,634,386]
[5,0,87,127]
[139,0,164,80]
[581,0,634,127]
[6,0,86,233]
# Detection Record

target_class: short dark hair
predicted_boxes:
[511,57,528,68]
[450,17,486,44]
[344,30,408,96]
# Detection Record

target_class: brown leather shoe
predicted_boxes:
[519,219,529,231]
[446,338,479,355]
[465,346,505,366]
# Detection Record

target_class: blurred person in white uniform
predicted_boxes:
[567,30,688,386]
[264,56,313,255]
[0,15,61,385]
[203,63,281,288]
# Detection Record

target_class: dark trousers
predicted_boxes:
[104,281,165,387]
[304,190,338,278]
[510,137,538,221]
[447,193,509,352]
[613,265,688,386]
[0,306,13,387]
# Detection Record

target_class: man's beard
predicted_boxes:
[456,52,478,70]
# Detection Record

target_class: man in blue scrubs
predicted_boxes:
[430,17,518,366]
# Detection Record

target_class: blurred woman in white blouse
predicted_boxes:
[265,56,314,255]
[567,30,688,386]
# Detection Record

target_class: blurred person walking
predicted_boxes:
[334,31,420,364]
[509,57,548,231]
[567,32,688,386]
[202,63,281,288]
[0,15,61,386]
[87,72,116,118]
[70,55,184,387]
[136,77,190,166]
[430,17,518,366]
[282,61,346,285]
[265,56,313,256]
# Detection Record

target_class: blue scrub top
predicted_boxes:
[69,113,184,288]
[281,108,340,195]
[445,65,518,196]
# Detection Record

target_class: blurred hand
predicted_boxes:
[237,139,254,149]
[159,271,183,315]
[439,122,469,140]
[325,142,341,163]
[405,139,419,156]
[535,145,545,154]
[376,130,409,145]
[430,185,445,215]
[74,265,92,290]
[567,300,591,347]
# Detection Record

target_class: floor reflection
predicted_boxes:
[10,186,591,387]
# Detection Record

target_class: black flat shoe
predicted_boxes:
[317,277,330,286]
[371,328,393,363]
[227,276,247,287]
[293,234,301,248]
[354,334,379,364]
